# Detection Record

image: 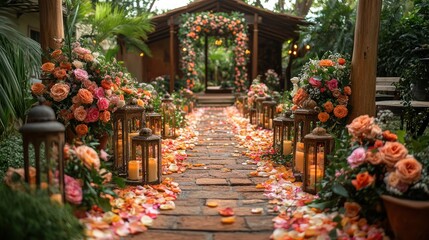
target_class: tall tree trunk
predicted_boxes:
[294,0,313,17]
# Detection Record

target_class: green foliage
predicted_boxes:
[0,15,40,136]
[0,135,25,179]
[0,185,84,239]
[262,151,293,166]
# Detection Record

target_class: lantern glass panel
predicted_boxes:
[146,113,162,136]
[262,96,276,129]
[249,108,257,125]
[255,96,265,127]
[161,94,176,138]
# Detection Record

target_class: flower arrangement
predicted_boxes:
[293,52,351,133]
[313,114,429,222]
[247,78,269,107]
[178,11,249,92]
[31,42,154,141]
[264,69,280,90]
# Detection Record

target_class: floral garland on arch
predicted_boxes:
[178,11,249,92]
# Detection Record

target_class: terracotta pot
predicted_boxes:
[382,195,429,240]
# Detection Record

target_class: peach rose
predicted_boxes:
[324,101,334,113]
[101,79,113,90]
[382,130,398,142]
[75,145,100,171]
[41,62,55,72]
[50,49,62,59]
[4,167,36,190]
[344,86,352,95]
[395,157,422,184]
[73,106,87,121]
[351,172,374,191]
[331,88,341,98]
[319,59,334,67]
[344,202,361,220]
[31,82,45,95]
[333,105,348,119]
[366,151,384,165]
[337,95,349,105]
[367,124,383,140]
[318,112,330,123]
[75,124,88,136]
[99,168,112,184]
[292,88,309,107]
[50,83,70,102]
[83,53,94,62]
[77,88,93,104]
[346,115,374,139]
[136,99,144,107]
[380,142,408,168]
[53,68,67,79]
[99,110,111,123]
[60,62,72,71]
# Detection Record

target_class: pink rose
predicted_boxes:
[309,77,322,88]
[109,95,119,105]
[97,97,110,111]
[94,87,105,99]
[347,147,366,168]
[73,46,91,55]
[85,107,99,123]
[73,69,88,81]
[326,79,338,91]
[64,175,82,205]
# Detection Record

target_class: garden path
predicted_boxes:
[131,107,274,240]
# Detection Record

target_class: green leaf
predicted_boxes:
[395,130,406,144]
[307,200,336,210]
[98,197,112,212]
[112,176,126,188]
[332,183,349,198]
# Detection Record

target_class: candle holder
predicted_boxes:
[255,95,266,128]
[303,127,334,194]
[262,96,276,129]
[161,93,176,138]
[128,128,162,185]
[145,105,162,136]
[273,110,294,156]
[292,106,318,181]
[20,100,65,202]
[112,104,145,176]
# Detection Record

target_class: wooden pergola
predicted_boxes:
[38,0,382,118]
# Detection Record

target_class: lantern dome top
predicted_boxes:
[162,93,173,102]
[139,127,152,137]
[312,127,327,135]
[20,99,65,133]
[27,99,56,123]
[146,104,154,112]
[133,127,161,141]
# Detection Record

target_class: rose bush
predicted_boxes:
[311,114,429,223]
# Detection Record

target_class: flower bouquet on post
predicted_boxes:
[293,52,352,135]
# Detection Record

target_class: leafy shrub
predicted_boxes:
[0,134,25,179]
[0,184,84,239]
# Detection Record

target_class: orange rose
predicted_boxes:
[331,89,341,98]
[319,59,334,67]
[73,106,87,121]
[31,82,45,95]
[75,145,100,171]
[333,105,348,119]
[136,99,144,107]
[83,53,94,62]
[366,151,384,165]
[338,58,346,65]
[292,88,309,107]
[324,101,334,113]
[50,83,70,102]
[382,130,398,142]
[374,139,384,148]
[351,172,374,190]
[60,62,72,71]
[380,142,408,168]
[346,115,374,138]
[337,95,349,105]
[276,104,283,113]
[344,202,361,220]
[395,157,422,184]
[318,112,330,123]
[53,68,67,79]
[75,124,88,136]
[291,105,298,111]
[77,88,93,104]
[41,62,55,72]
[50,49,62,59]
[99,110,111,123]
[344,86,352,96]
[121,87,134,94]
[101,79,113,90]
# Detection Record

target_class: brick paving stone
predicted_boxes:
[213,232,272,240]
[160,205,202,215]
[131,230,211,240]
[245,216,275,231]
[150,215,178,229]
[242,192,269,200]
[232,186,265,192]
[176,216,248,231]
[204,199,240,207]
[196,178,228,185]
[186,190,241,199]
[229,178,253,185]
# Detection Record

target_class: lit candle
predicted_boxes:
[128,160,141,180]
[308,165,323,189]
[148,157,158,182]
[164,123,170,135]
[128,132,139,144]
[295,151,304,172]
[269,119,273,129]
[317,152,325,165]
[283,140,292,155]
[296,142,304,152]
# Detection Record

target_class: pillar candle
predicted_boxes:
[317,152,325,165]
[148,157,158,182]
[283,140,292,155]
[269,119,273,129]
[165,124,170,135]
[128,132,139,144]
[296,142,304,152]
[295,151,304,172]
[128,160,141,180]
[308,165,323,189]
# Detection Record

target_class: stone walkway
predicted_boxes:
[131,108,274,240]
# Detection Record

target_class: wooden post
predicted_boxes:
[38,0,64,53]
[169,16,175,93]
[204,35,208,92]
[350,0,382,119]
[252,13,259,80]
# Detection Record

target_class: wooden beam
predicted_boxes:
[252,13,259,80]
[169,16,175,93]
[38,0,64,54]
[350,0,382,119]
[204,35,208,92]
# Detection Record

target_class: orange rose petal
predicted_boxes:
[206,201,218,207]
[255,183,265,189]
[219,207,234,216]
[221,216,236,224]
[251,208,263,214]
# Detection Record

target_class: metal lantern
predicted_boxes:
[161,93,176,138]
[145,105,162,136]
[113,104,145,176]
[20,101,65,201]
[273,110,294,156]
[128,128,162,184]
[241,95,249,118]
[303,127,334,194]
[292,107,318,179]
[255,96,266,127]
[236,95,245,116]
[262,96,276,129]
[249,107,257,125]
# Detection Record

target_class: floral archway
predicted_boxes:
[178,12,249,92]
